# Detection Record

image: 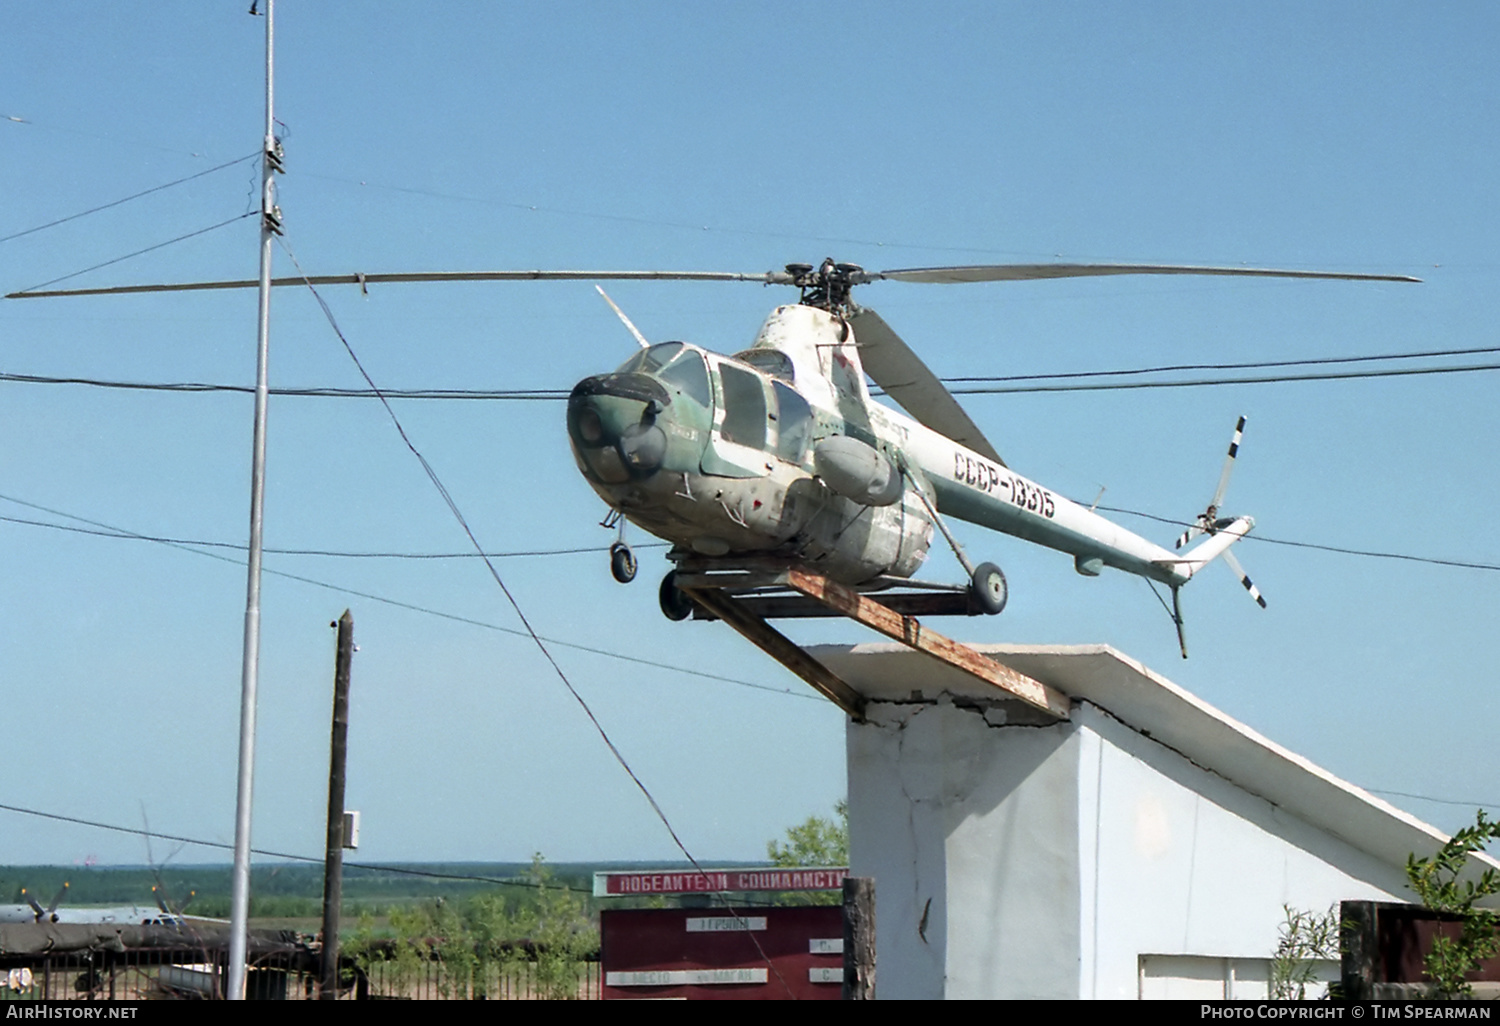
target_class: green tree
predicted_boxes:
[503,854,597,1000]
[1269,904,1339,999]
[767,801,848,906]
[1405,809,1500,999]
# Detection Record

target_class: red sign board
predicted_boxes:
[601,906,844,1001]
[593,866,847,897]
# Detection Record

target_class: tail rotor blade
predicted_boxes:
[1221,549,1267,608]
[1210,416,1246,512]
[1178,415,1249,550]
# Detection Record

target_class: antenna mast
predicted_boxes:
[228,0,279,1000]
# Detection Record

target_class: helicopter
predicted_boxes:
[0,882,205,926]
[9,256,1416,653]
[560,257,1415,650]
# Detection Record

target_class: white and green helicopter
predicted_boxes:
[12,257,1415,653]
[559,258,1413,650]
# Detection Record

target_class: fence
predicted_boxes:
[356,957,601,1000]
[0,926,601,1000]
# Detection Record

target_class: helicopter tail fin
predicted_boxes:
[1163,516,1267,608]
[1159,516,1262,659]
[1172,515,1255,581]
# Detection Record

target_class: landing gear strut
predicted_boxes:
[604,509,637,583]
[901,463,1009,617]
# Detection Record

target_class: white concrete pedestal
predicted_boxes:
[817,643,1433,1000]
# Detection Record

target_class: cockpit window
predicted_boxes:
[614,341,685,376]
[772,380,812,463]
[658,350,711,408]
[735,348,795,382]
[719,364,767,450]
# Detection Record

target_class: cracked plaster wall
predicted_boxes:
[848,694,1410,1001]
[847,695,1082,999]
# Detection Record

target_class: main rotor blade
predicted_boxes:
[6,269,796,300]
[868,263,1421,285]
[9,260,1420,300]
[848,307,1006,467]
[594,285,650,349]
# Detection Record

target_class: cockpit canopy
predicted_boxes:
[615,342,712,408]
[613,341,813,466]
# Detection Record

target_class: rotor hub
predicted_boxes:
[788,258,865,314]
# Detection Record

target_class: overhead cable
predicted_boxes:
[0,372,566,400]
[10,358,1500,402]
[946,343,1500,384]
[0,511,665,560]
[1365,789,1499,811]
[279,239,795,996]
[949,361,1500,394]
[0,153,258,245]
[0,493,813,701]
[0,799,590,893]
[10,212,257,295]
[1092,504,1500,573]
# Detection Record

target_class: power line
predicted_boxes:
[10,358,1500,402]
[280,240,795,995]
[298,169,1058,261]
[1365,789,1498,812]
[949,360,1500,394]
[0,153,258,245]
[946,343,1500,384]
[1093,503,1500,573]
[0,511,664,560]
[0,493,816,702]
[0,800,591,893]
[10,212,257,295]
[0,372,566,400]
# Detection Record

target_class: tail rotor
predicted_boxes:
[24,882,68,923]
[1177,415,1246,550]
[1176,415,1267,610]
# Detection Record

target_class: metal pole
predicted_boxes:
[228,0,276,1000]
[321,611,354,1000]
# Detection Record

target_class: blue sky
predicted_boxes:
[2,2,1496,869]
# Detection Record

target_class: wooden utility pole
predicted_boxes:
[320,610,354,1000]
[842,876,876,1000]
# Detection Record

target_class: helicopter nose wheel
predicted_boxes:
[970,562,1007,616]
[659,571,695,621]
[609,542,638,584]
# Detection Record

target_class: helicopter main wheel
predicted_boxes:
[970,562,1008,616]
[609,542,638,584]
[659,571,695,621]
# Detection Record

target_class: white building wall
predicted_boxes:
[848,694,1411,1000]
[848,696,1081,999]
[1076,703,1407,999]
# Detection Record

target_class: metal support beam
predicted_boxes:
[679,586,867,720]
[682,565,1068,721]
[782,568,1070,719]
